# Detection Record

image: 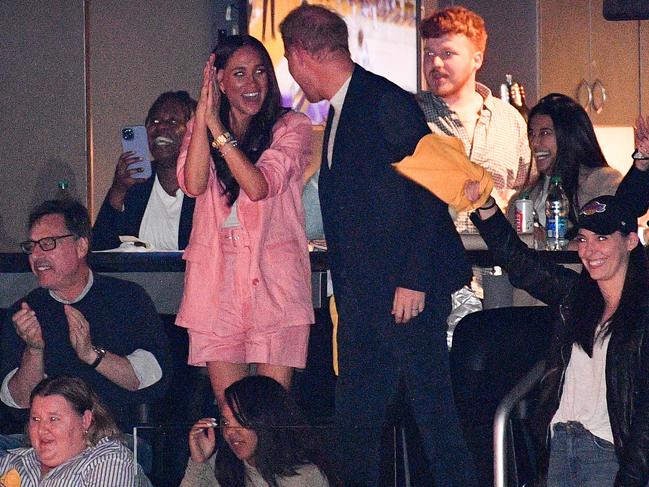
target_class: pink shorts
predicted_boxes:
[186,227,310,368]
[188,324,310,368]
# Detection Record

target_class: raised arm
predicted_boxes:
[183,56,218,196]
[254,112,311,197]
[615,115,649,217]
[466,182,577,306]
[185,53,271,201]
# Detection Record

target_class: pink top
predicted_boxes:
[175,111,314,332]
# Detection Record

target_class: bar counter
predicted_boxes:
[0,249,580,313]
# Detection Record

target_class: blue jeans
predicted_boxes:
[548,421,618,487]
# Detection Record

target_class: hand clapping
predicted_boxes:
[197,54,224,135]
[12,302,44,351]
[64,305,95,365]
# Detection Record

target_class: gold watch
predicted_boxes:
[211,132,235,150]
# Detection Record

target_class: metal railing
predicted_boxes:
[493,360,546,487]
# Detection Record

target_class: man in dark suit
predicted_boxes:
[93,91,196,250]
[280,6,478,486]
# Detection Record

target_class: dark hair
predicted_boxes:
[214,376,331,487]
[210,35,286,206]
[30,376,121,447]
[145,91,197,127]
[564,233,648,355]
[28,199,91,241]
[528,93,610,224]
[420,6,488,52]
[279,4,350,55]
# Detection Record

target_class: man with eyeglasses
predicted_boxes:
[0,199,171,437]
[92,91,197,250]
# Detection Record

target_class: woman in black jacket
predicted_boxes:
[466,135,649,486]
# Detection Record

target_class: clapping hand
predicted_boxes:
[12,302,44,351]
[197,54,224,135]
[65,305,95,365]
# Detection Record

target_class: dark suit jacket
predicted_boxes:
[92,167,195,250]
[320,65,471,322]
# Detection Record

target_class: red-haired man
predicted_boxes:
[418,6,531,233]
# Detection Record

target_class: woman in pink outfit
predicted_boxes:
[176,35,314,406]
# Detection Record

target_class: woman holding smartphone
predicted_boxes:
[175,35,313,406]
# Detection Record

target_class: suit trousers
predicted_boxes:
[333,303,478,487]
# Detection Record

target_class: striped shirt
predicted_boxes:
[0,437,152,487]
[417,83,531,233]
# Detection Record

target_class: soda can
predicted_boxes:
[515,198,534,234]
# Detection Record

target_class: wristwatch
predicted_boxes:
[90,346,106,368]
[632,148,649,160]
[211,132,236,150]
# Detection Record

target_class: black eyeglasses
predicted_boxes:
[20,234,74,254]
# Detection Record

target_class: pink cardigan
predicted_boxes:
[175,111,314,332]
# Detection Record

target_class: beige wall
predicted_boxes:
[0,1,86,249]
[0,1,222,250]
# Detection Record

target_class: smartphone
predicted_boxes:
[120,125,152,179]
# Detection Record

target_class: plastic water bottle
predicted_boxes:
[545,176,569,250]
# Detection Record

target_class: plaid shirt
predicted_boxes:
[417,83,531,233]
[0,438,152,487]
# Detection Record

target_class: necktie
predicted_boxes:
[325,105,335,168]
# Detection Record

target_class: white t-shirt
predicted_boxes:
[551,325,613,443]
[222,200,240,228]
[138,175,184,250]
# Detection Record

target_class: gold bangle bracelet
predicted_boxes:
[212,131,233,150]
[211,133,239,151]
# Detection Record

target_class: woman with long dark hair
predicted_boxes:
[179,376,332,487]
[465,122,649,486]
[508,93,622,239]
[175,35,314,407]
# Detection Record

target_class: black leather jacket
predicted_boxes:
[470,209,649,487]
